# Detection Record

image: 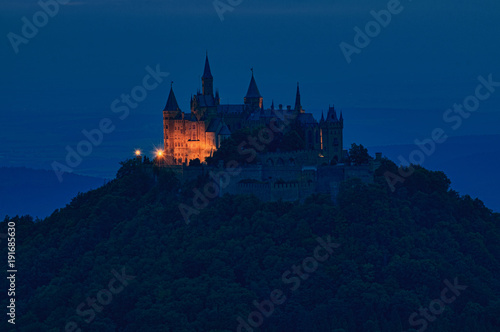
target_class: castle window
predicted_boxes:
[334,138,339,146]
[165,125,168,129]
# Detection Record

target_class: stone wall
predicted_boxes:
[159,161,376,203]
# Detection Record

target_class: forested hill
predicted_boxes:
[1,159,500,332]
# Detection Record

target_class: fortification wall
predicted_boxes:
[271,182,300,201]
[259,150,322,166]
[262,166,302,182]
[157,160,376,203]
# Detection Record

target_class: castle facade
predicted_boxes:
[162,55,344,165]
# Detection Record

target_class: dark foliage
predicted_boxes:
[348,143,372,165]
[1,159,499,331]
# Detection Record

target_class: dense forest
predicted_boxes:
[1,158,500,331]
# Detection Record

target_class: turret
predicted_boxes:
[215,89,220,106]
[244,69,263,110]
[326,105,338,122]
[163,83,181,116]
[320,105,344,164]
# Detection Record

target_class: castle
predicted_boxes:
[158,55,380,203]
[162,55,345,165]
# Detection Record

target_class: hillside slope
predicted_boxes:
[1,160,499,331]
[368,134,500,212]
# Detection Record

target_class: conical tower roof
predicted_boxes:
[245,70,262,99]
[163,84,180,112]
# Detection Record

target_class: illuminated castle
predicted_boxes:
[162,55,344,165]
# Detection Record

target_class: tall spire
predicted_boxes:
[163,83,180,112]
[202,52,213,79]
[202,53,214,96]
[320,111,325,122]
[294,82,302,112]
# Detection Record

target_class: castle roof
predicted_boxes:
[184,113,197,121]
[297,113,317,126]
[217,104,245,114]
[326,106,339,122]
[218,124,231,136]
[245,71,262,99]
[247,108,278,121]
[202,54,213,79]
[164,86,181,112]
[206,118,222,132]
[195,94,216,108]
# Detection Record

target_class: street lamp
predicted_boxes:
[134,149,142,162]
[156,149,164,166]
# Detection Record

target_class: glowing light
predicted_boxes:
[156,150,164,158]
[135,150,141,156]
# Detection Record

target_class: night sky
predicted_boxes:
[1,0,499,207]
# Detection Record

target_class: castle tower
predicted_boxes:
[244,69,263,111]
[163,84,181,163]
[202,54,214,96]
[320,105,344,164]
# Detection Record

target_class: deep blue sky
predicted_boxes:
[1,0,499,180]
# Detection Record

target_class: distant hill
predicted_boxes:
[0,167,106,218]
[368,134,500,212]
